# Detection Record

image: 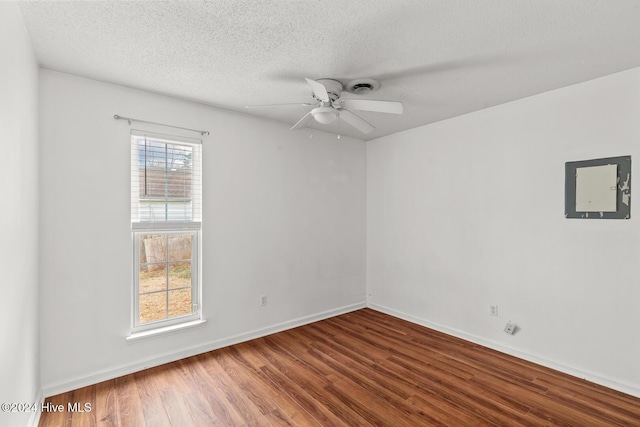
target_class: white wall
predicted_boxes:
[367,67,640,396]
[0,3,41,427]
[39,70,366,393]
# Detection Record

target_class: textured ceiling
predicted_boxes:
[16,0,640,140]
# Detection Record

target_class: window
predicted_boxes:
[131,130,202,333]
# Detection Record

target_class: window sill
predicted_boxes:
[126,319,207,342]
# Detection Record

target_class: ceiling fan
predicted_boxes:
[246,78,403,134]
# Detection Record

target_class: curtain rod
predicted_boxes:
[113,114,210,136]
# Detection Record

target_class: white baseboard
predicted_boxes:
[27,389,43,427]
[42,301,366,397]
[368,302,640,399]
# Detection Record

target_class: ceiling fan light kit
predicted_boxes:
[310,106,338,124]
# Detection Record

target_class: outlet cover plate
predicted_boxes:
[504,322,516,335]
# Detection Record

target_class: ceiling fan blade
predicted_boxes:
[339,109,375,134]
[290,112,313,131]
[305,78,330,103]
[339,99,403,114]
[245,102,314,108]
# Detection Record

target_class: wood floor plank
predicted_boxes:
[328,367,449,427]
[248,338,360,426]
[274,330,343,378]
[231,341,268,371]
[534,370,640,407]
[219,345,324,426]
[327,314,480,382]
[200,353,263,426]
[216,347,278,416]
[113,374,145,426]
[406,393,499,427]
[385,354,540,426]
[304,330,415,401]
[131,369,172,427]
[70,385,96,427]
[172,358,225,426]
[40,393,72,427]
[323,377,413,426]
[259,363,356,426]
[325,317,479,384]
[39,309,640,426]
[189,354,248,426]
[93,379,119,427]
[158,361,215,427]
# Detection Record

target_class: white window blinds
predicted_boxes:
[131,130,202,228]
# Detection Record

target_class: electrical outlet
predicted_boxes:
[504,321,516,335]
[260,295,267,307]
[490,305,498,316]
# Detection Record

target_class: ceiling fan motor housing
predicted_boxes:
[314,79,343,103]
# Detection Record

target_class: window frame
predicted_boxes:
[130,130,202,335]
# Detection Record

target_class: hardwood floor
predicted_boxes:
[39,309,640,426]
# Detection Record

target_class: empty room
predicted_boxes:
[2,1,640,426]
